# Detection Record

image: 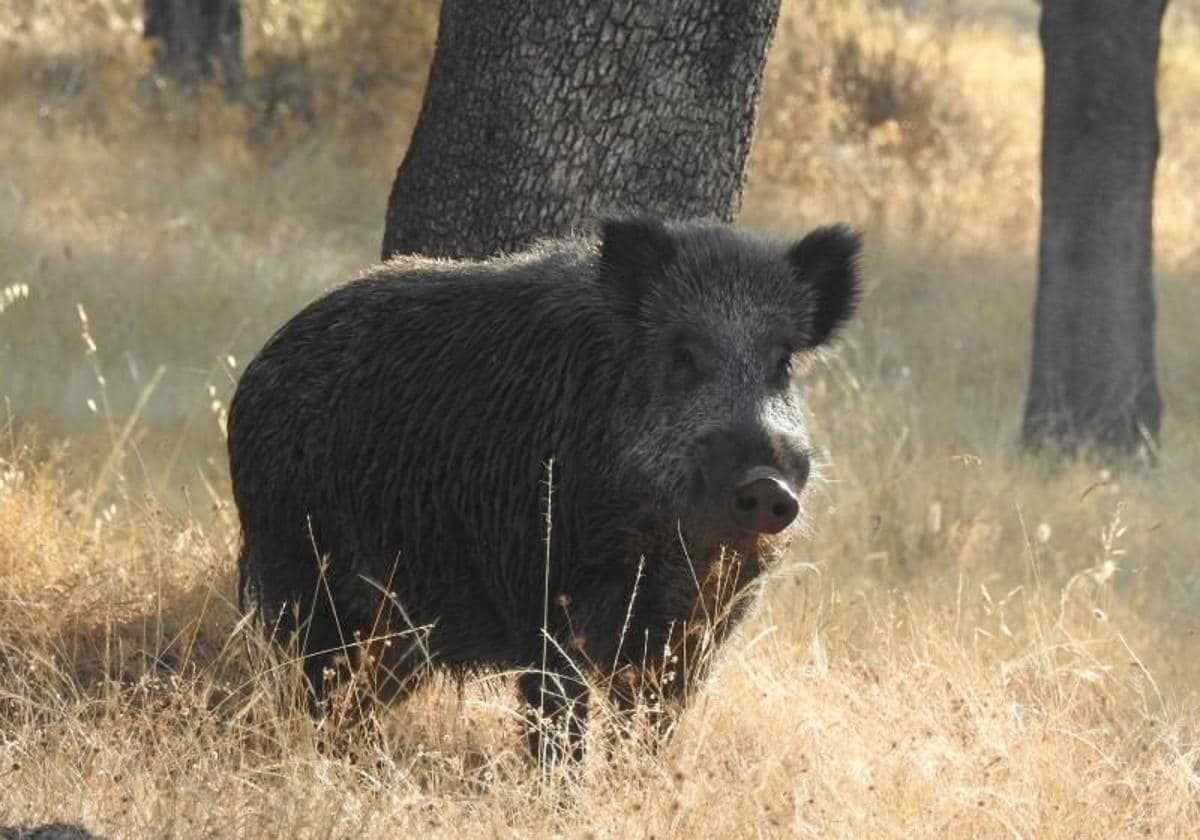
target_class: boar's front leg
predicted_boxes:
[518,655,589,765]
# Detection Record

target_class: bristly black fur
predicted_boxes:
[228,216,862,763]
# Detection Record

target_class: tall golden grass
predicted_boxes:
[1,0,1199,835]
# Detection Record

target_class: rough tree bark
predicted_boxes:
[382,0,782,260]
[144,0,242,88]
[1022,0,1168,456]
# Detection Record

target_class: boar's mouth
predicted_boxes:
[675,507,801,557]
[668,519,796,577]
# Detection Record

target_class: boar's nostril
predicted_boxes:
[730,471,800,535]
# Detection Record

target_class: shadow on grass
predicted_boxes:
[0,823,107,840]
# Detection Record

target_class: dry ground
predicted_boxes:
[2,1,1199,836]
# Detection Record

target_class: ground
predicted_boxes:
[1,0,1199,836]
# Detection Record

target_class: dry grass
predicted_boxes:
[2,0,1200,836]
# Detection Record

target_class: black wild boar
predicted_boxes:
[228,216,861,761]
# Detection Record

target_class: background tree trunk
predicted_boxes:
[1022,0,1168,456]
[382,0,781,260]
[144,0,242,89]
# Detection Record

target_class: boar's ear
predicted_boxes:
[599,215,677,300]
[788,224,862,346]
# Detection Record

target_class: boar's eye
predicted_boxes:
[671,346,702,387]
[667,339,709,389]
[770,345,794,386]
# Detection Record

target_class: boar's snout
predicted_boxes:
[693,427,811,535]
[730,466,802,535]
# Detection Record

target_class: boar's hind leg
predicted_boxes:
[518,660,589,764]
[241,542,352,713]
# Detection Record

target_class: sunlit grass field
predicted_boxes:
[2,0,1199,835]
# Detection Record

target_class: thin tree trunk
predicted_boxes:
[382,0,781,260]
[144,0,242,89]
[1022,0,1167,456]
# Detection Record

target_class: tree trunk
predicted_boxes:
[1022,0,1167,456]
[144,0,242,89]
[382,0,781,260]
